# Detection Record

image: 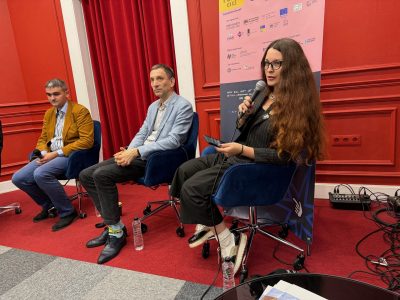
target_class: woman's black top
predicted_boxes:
[228,92,290,165]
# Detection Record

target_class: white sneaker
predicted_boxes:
[188,224,214,248]
[221,232,247,275]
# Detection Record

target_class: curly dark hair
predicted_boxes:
[261,38,325,163]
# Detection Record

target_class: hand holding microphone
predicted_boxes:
[30,149,43,161]
[238,96,254,118]
[238,80,267,119]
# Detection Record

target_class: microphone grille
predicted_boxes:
[255,80,267,91]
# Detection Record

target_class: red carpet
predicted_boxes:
[0,185,395,289]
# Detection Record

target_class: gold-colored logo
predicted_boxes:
[219,0,244,12]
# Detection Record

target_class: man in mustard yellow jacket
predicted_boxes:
[12,78,94,231]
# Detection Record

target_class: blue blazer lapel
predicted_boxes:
[145,100,158,136]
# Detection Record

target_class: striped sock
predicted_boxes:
[108,221,124,238]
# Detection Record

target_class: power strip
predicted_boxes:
[329,192,371,210]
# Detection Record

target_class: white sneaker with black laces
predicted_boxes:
[188,224,214,248]
[221,232,247,275]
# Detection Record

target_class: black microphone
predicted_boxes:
[238,80,267,119]
[30,149,43,161]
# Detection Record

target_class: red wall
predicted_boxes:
[319,0,400,185]
[187,0,400,185]
[1,0,399,187]
[187,0,221,151]
[0,0,27,101]
[0,0,75,181]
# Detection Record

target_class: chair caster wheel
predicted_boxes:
[79,212,87,219]
[15,208,22,214]
[230,219,239,231]
[202,242,210,259]
[141,223,148,234]
[278,224,289,238]
[176,226,185,237]
[293,253,305,271]
[240,268,248,283]
[143,205,151,216]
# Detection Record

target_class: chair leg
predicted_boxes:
[231,206,305,280]
[257,227,304,252]
[140,197,185,237]
[75,180,87,219]
[171,199,185,237]
[141,201,171,222]
[0,203,22,215]
[306,237,312,256]
[241,225,256,271]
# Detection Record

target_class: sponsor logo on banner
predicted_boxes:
[293,3,303,12]
[219,0,244,13]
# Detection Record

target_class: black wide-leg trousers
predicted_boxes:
[170,153,232,226]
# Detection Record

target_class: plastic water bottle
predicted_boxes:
[222,257,235,291]
[132,217,144,251]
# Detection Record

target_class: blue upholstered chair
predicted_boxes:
[138,112,199,237]
[29,120,101,219]
[201,146,315,282]
[65,120,101,218]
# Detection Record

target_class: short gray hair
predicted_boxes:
[45,78,68,91]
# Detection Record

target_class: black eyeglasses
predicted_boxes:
[264,60,283,70]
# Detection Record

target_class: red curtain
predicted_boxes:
[82,0,178,158]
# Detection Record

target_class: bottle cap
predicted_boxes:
[224,256,232,262]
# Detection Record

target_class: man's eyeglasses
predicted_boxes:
[263,60,283,70]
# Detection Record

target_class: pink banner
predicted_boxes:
[220,0,325,84]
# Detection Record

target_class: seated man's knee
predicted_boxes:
[92,167,110,183]
[79,167,92,184]
[33,167,50,182]
[11,171,23,187]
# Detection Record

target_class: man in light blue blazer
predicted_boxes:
[79,64,193,264]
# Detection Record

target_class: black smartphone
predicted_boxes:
[204,135,222,147]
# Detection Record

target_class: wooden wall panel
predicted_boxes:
[320,64,400,184]
[187,0,400,185]
[187,0,221,152]
[1,101,47,177]
[323,108,396,164]
[0,0,75,181]
[195,99,221,150]
[187,0,220,97]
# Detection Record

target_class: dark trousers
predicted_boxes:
[79,157,146,225]
[170,153,232,226]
